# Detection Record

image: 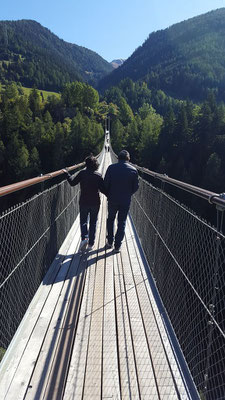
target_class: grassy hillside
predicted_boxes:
[0,84,60,101]
[21,86,60,100]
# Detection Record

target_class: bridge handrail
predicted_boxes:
[0,145,105,199]
[133,164,225,209]
[0,163,85,198]
[110,146,225,208]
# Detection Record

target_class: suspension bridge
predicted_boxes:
[0,132,225,400]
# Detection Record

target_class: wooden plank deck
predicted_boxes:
[0,152,197,399]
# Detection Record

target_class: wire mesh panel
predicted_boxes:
[0,178,80,352]
[130,177,225,400]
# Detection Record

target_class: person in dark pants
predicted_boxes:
[104,150,139,252]
[63,156,106,252]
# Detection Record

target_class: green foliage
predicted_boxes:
[20,86,60,100]
[126,117,141,161]
[118,97,134,125]
[202,152,225,192]
[2,12,225,227]
[29,88,42,118]
[0,139,5,163]
[0,81,105,186]
[139,108,163,166]
[3,81,19,100]
[61,82,99,113]
[83,84,99,110]
[7,134,29,177]
[104,79,181,117]
[2,66,225,208]
[110,119,126,153]
[103,76,225,199]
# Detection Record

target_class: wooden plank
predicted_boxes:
[126,216,191,399]
[125,219,179,398]
[64,199,105,399]
[79,148,111,398]
[41,158,110,399]
[82,197,107,399]
[119,238,159,399]
[63,249,98,399]
[0,214,80,399]
[43,253,87,400]
[114,252,140,399]
[26,157,109,400]
[4,218,81,400]
[102,220,120,399]
[24,236,82,399]
[102,151,138,397]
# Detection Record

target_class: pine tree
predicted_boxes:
[118,97,134,126]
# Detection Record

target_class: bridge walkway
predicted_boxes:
[0,152,194,399]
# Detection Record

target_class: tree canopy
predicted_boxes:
[0,82,105,185]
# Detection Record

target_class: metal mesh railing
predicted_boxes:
[1,140,225,399]
[0,148,105,354]
[0,174,81,351]
[130,176,225,400]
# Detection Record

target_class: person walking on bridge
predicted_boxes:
[63,155,106,252]
[104,150,139,252]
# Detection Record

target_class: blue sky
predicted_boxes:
[1,0,225,62]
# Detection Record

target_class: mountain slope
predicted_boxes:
[99,8,225,101]
[0,20,113,90]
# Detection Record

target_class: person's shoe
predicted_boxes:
[79,238,88,252]
[87,244,93,251]
[114,246,121,253]
[105,240,113,249]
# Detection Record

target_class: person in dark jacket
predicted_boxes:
[104,150,139,252]
[63,155,106,252]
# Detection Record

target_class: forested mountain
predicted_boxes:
[99,8,225,102]
[0,20,113,91]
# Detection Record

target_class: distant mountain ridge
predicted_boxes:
[111,59,125,69]
[0,19,113,90]
[99,8,225,102]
